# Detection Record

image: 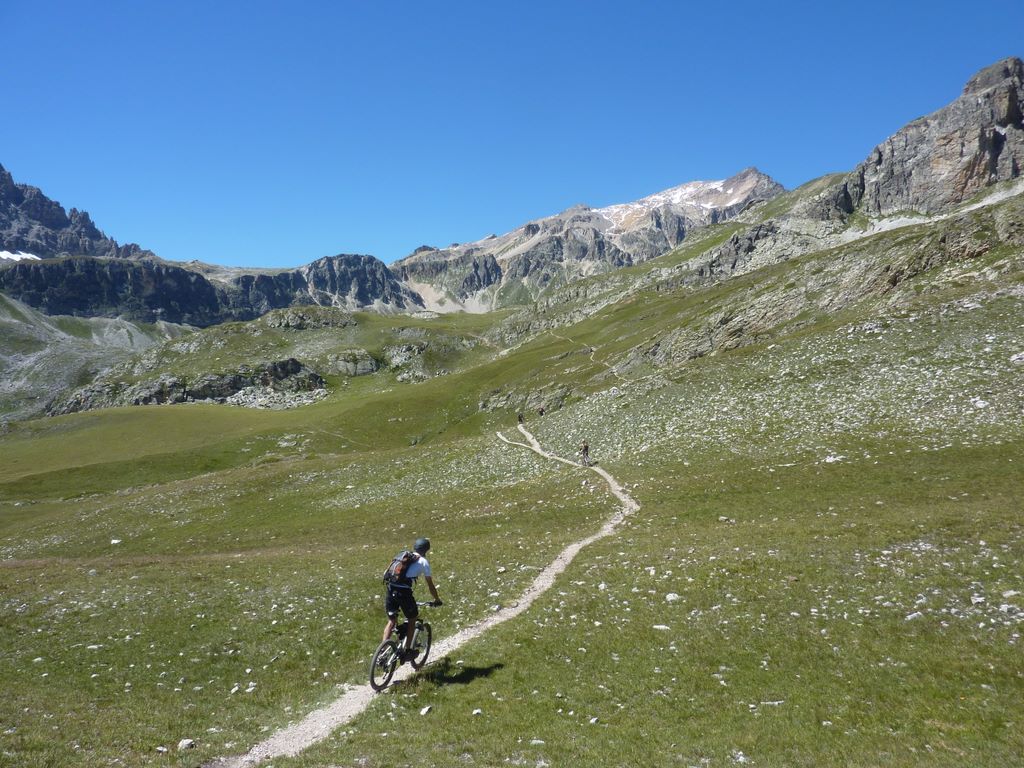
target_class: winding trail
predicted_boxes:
[547,330,626,382]
[207,424,638,767]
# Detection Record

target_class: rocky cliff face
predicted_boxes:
[0,253,424,325]
[214,254,424,318]
[0,257,226,325]
[831,57,1024,218]
[298,255,423,310]
[0,164,149,260]
[395,167,784,312]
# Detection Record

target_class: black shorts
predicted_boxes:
[385,585,419,621]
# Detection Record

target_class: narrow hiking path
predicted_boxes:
[207,424,639,767]
[547,330,626,382]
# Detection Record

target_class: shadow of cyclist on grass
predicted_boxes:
[417,657,505,687]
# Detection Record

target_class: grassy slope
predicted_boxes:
[1,197,1023,767]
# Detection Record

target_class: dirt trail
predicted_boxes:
[207,424,638,767]
[548,330,626,382]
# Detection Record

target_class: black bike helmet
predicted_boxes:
[413,537,431,555]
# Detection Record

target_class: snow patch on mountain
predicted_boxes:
[595,170,771,230]
[0,250,40,262]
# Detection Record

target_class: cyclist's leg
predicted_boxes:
[383,587,400,643]
[398,591,419,654]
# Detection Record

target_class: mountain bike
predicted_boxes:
[369,602,436,691]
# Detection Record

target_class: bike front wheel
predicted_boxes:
[369,640,400,691]
[410,622,432,670]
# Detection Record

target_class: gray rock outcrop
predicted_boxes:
[326,349,380,376]
[49,358,324,415]
[261,307,356,330]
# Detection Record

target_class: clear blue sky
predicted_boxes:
[2,1,1021,268]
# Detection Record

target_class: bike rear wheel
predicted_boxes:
[369,640,400,691]
[410,622,432,670]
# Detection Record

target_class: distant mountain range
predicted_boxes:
[2,56,1022,423]
[1,57,1022,327]
[0,167,783,324]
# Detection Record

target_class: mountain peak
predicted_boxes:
[962,56,1023,96]
[0,161,148,260]
[595,169,784,230]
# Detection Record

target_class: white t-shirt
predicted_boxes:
[403,554,431,584]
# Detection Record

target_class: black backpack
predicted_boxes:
[383,550,420,587]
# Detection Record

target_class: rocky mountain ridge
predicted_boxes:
[0,163,786,322]
[469,57,1024,377]
[3,58,1020,329]
[395,167,784,312]
[0,163,149,261]
[511,57,1024,340]
[0,252,423,326]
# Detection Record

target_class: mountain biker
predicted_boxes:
[382,537,441,661]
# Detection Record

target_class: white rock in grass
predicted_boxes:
[905,611,923,621]
[653,624,670,631]
[420,706,432,716]
[1010,352,1024,365]
[665,593,680,602]
[530,739,545,745]
[472,708,483,716]
[110,539,122,545]
[177,739,195,751]
[155,746,168,754]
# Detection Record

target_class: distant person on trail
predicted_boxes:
[518,412,524,424]
[580,440,591,466]
[538,406,545,417]
[382,537,442,661]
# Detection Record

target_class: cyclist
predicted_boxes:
[382,537,442,661]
